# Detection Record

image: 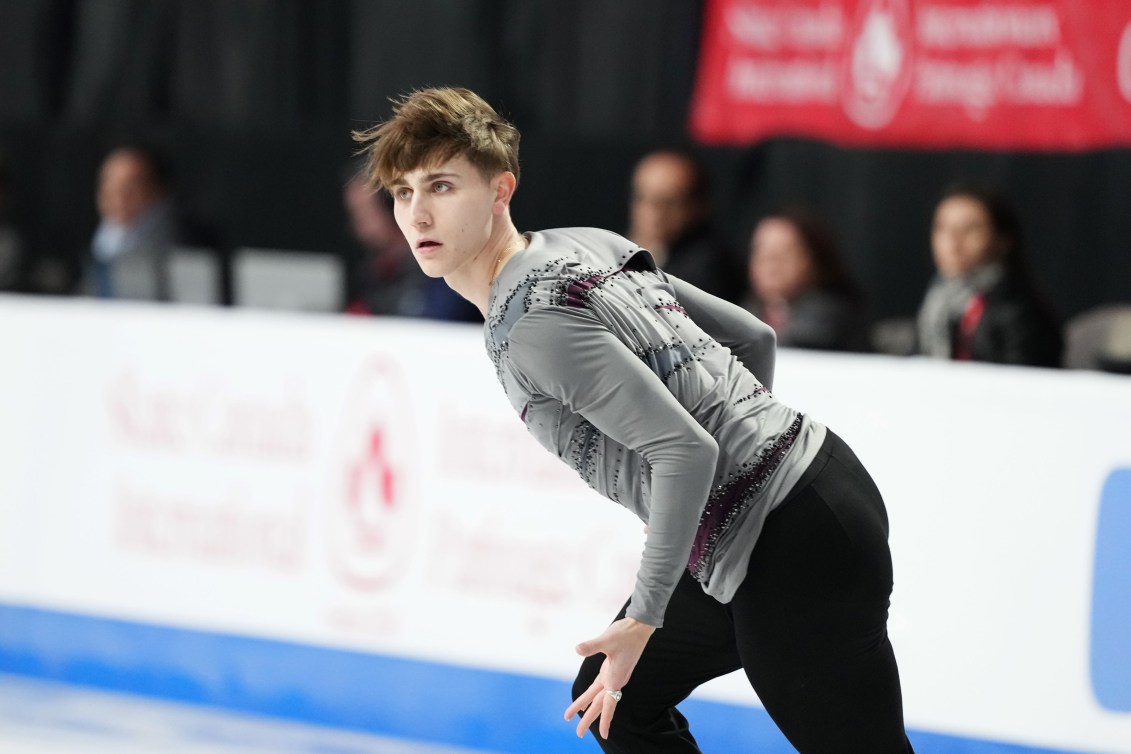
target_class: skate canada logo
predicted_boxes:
[842,0,913,129]
[327,357,418,590]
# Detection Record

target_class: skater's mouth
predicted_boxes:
[417,239,440,249]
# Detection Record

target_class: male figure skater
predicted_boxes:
[353,87,914,753]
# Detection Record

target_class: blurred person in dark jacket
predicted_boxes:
[745,206,870,352]
[916,184,1062,367]
[628,149,742,303]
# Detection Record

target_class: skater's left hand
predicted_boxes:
[564,617,656,740]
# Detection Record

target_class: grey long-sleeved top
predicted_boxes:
[485,228,826,627]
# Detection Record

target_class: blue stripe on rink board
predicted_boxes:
[0,603,1099,754]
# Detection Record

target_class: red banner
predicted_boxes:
[690,0,1131,150]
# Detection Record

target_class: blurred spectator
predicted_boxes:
[915,184,1062,367]
[85,145,177,301]
[341,167,480,321]
[744,206,870,352]
[83,144,227,303]
[628,148,742,303]
[0,151,26,292]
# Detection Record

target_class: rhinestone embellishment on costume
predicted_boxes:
[687,412,804,582]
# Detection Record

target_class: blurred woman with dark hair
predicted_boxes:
[916,184,1062,367]
[745,205,870,352]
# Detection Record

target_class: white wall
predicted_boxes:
[1,295,1129,753]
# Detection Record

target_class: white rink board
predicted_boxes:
[1,294,1130,754]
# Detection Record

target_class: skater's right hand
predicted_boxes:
[564,617,655,740]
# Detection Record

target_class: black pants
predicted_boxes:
[573,431,914,753]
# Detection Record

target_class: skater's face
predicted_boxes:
[390,155,512,279]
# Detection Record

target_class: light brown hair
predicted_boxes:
[352,87,520,192]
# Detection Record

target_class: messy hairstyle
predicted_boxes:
[352,87,521,192]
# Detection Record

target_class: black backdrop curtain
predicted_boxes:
[1,0,1127,318]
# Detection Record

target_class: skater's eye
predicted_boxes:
[393,187,412,201]
[432,181,452,193]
